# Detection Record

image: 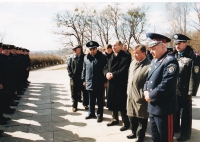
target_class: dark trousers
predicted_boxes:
[112,110,130,127]
[129,116,148,139]
[150,113,173,142]
[70,82,88,108]
[174,95,192,138]
[88,90,103,118]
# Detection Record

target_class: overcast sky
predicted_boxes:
[0,0,192,51]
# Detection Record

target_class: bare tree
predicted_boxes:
[54,5,91,47]
[190,2,200,32]
[120,6,148,49]
[107,4,121,40]
[93,7,113,47]
[165,2,191,35]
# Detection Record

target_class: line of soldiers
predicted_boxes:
[66,33,200,142]
[0,43,31,136]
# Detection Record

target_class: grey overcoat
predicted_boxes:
[127,57,151,118]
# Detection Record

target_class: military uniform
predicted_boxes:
[144,33,179,142]
[172,34,200,141]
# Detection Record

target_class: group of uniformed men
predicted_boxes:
[67,33,200,142]
[0,43,31,136]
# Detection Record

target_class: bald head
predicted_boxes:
[112,40,122,54]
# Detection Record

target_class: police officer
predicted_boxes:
[144,33,179,142]
[172,34,200,141]
[67,45,88,112]
[82,40,107,122]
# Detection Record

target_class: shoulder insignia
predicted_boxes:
[167,64,177,74]
[194,66,199,74]
[166,55,173,61]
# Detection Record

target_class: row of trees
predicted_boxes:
[55,3,148,49]
[55,2,200,53]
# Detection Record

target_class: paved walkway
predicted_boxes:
[0,64,200,142]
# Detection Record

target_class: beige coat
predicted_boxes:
[127,58,151,118]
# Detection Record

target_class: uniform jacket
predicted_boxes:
[127,57,151,118]
[146,50,153,61]
[173,46,200,97]
[144,51,179,116]
[104,50,131,111]
[67,53,85,86]
[82,50,107,91]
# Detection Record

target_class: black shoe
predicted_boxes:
[26,81,31,83]
[2,116,11,121]
[177,136,190,141]
[97,117,103,122]
[120,126,130,131]
[135,138,144,142]
[3,108,15,114]
[83,105,89,110]
[126,134,136,139]
[78,99,83,103]
[107,120,119,126]
[85,115,96,119]
[0,120,8,125]
[9,102,18,106]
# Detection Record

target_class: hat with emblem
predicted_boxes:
[146,33,171,48]
[167,47,174,52]
[86,40,99,49]
[172,34,190,44]
[72,45,82,50]
[2,44,11,50]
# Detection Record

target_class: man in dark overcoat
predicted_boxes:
[82,40,107,122]
[144,33,179,142]
[104,40,131,131]
[67,45,88,112]
[172,34,200,141]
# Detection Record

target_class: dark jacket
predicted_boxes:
[104,50,131,111]
[173,46,200,97]
[103,51,113,61]
[82,51,107,91]
[146,50,153,60]
[144,51,179,116]
[67,53,85,86]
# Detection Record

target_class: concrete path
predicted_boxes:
[0,64,200,142]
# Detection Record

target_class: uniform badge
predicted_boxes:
[174,35,178,39]
[194,66,199,73]
[89,42,93,45]
[167,64,177,73]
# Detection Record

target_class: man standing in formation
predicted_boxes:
[126,44,151,142]
[104,40,131,131]
[0,43,30,136]
[144,33,179,142]
[172,34,200,141]
[82,40,107,123]
[67,45,88,112]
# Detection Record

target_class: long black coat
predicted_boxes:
[104,50,131,111]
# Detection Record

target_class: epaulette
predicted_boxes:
[166,55,173,61]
